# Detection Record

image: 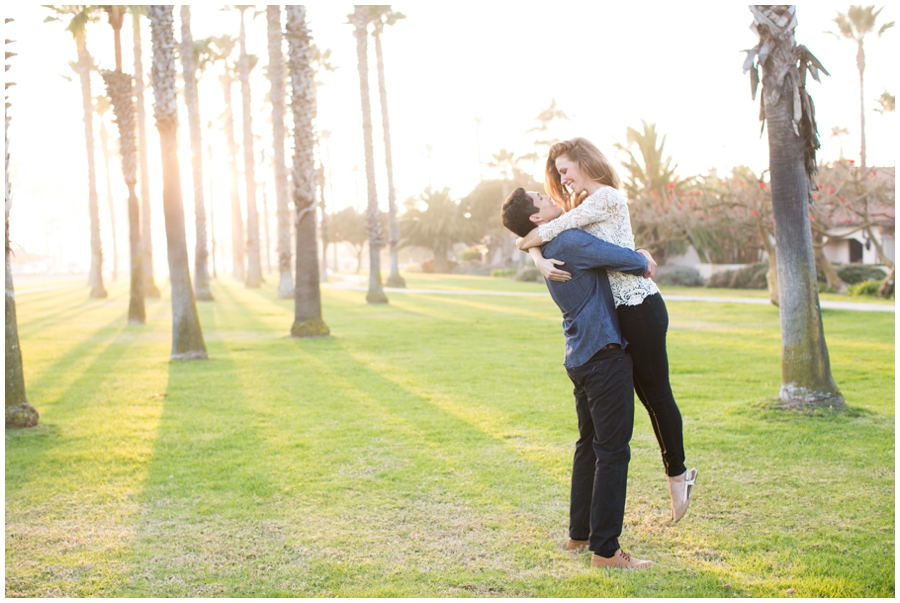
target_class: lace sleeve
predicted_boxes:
[537,187,621,242]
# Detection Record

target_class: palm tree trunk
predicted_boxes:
[6,85,39,428]
[220,70,244,281]
[267,5,293,298]
[286,5,329,338]
[354,6,388,304]
[149,5,207,361]
[239,12,262,288]
[179,6,213,301]
[133,11,160,297]
[102,70,146,324]
[373,25,405,288]
[98,118,119,281]
[754,5,843,408]
[857,40,866,167]
[76,34,107,298]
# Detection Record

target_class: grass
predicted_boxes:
[5,272,894,597]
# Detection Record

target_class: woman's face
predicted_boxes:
[555,154,589,195]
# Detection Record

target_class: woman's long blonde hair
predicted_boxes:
[545,137,621,212]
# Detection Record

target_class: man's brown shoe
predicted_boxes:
[566,539,589,552]
[591,549,653,569]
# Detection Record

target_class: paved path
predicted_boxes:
[323,278,895,313]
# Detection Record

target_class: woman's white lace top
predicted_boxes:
[537,186,659,307]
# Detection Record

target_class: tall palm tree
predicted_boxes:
[369,5,406,288]
[353,5,388,304]
[207,34,244,282]
[148,5,207,360]
[100,5,145,324]
[5,21,40,428]
[131,6,160,297]
[179,6,213,301]
[46,6,106,298]
[234,6,263,288]
[744,5,843,408]
[266,5,293,298]
[286,5,329,337]
[828,5,894,167]
[94,94,118,281]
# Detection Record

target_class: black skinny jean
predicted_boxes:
[616,292,686,477]
[566,346,634,557]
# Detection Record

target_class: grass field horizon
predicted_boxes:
[5,273,894,597]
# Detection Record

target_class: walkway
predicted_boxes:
[323,277,895,313]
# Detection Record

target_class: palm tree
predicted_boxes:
[369,5,406,288]
[94,94,118,281]
[614,121,686,263]
[233,6,263,288]
[130,6,160,297]
[286,5,329,337]
[353,5,388,304]
[100,5,145,324]
[148,5,207,360]
[744,5,843,408]
[179,6,213,301]
[207,34,244,282]
[46,6,106,298]
[266,5,293,298]
[5,21,40,428]
[828,5,894,167]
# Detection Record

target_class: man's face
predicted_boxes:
[527,191,562,225]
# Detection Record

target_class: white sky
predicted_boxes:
[4,3,897,274]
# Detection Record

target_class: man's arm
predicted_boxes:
[553,230,647,276]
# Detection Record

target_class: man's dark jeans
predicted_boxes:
[566,346,634,558]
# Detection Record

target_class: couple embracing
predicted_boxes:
[500,138,697,569]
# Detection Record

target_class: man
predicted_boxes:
[500,187,654,569]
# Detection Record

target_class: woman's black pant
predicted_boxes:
[616,293,686,477]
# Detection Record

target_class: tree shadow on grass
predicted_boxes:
[16,286,130,339]
[5,312,167,597]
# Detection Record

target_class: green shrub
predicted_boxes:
[490,269,517,278]
[848,278,885,297]
[458,248,482,263]
[706,263,767,289]
[836,264,888,285]
[421,259,458,273]
[729,263,768,289]
[706,270,734,288]
[515,267,542,282]
[655,266,705,287]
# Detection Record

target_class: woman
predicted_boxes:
[517,137,697,523]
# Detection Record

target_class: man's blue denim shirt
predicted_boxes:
[540,229,648,368]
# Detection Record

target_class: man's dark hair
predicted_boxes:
[500,187,539,237]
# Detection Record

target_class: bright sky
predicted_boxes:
[5,3,897,274]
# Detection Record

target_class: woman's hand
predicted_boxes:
[536,256,571,282]
[636,249,657,279]
[516,227,544,251]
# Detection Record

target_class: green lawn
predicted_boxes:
[5,273,894,597]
